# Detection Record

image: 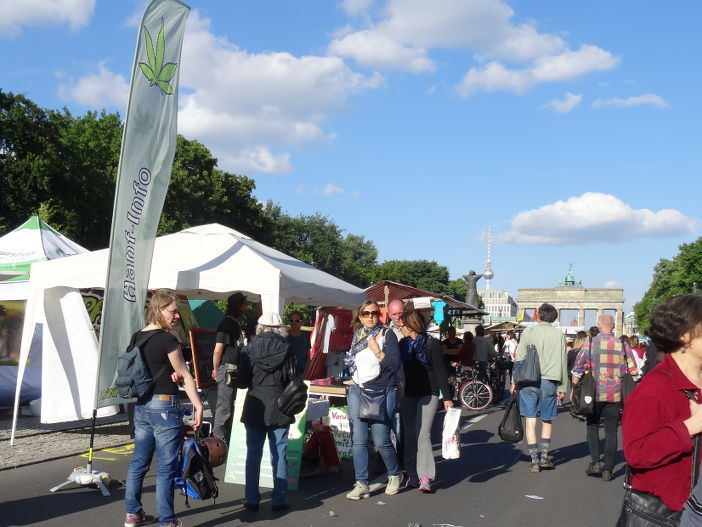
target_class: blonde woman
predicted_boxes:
[124,291,203,527]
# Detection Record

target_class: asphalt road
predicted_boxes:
[0,403,625,527]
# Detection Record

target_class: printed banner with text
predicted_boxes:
[96,0,190,408]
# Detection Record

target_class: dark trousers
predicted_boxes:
[586,401,621,471]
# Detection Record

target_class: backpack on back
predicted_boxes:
[115,330,162,400]
[174,437,219,506]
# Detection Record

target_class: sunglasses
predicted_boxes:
[360,310,380,318]
[290,319,302,323]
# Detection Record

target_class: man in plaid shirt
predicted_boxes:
[572,314,638,482]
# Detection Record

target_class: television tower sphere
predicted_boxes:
[484,269,494,280]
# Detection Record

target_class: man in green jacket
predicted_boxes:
[511,303,567,473]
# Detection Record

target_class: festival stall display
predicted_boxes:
[11,223,364,431]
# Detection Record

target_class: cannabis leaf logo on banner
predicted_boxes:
[138,19,178,95]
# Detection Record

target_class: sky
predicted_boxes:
[2,0,701,312]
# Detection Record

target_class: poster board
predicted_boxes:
[224,384,309,491]
[189,328,217,389]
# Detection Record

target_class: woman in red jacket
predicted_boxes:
[620,294,702,522]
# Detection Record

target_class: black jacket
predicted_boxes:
[237,331,294,428]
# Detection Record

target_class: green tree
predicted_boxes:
[368,259,451,294]
[0,91,60,232]
[634,237,702,332]
[162,136,270,238]
[447,278,467,302]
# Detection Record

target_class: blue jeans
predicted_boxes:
[347,385,400,484]
[519,379,558,420]
[125,394,182,527]
[245,425,289,505]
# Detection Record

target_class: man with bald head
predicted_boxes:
[387,299,405,341]
[572,314,638,482]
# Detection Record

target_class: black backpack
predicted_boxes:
[115,330,164,400]
[174,436,219,507]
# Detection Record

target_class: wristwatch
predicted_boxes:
[375,351,381,358]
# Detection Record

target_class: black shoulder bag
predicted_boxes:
[616,371,700,527]
[277,351,308,418]
[571,340,595,417]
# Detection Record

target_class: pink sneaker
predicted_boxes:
[124,511,155,527]
[418,477,432,493]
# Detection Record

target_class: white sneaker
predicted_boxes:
[385,474,401,495]
[346,481,371,500]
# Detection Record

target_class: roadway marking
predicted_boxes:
[79,443,134,461]
[460,413,488,431]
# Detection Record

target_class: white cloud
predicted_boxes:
[603,280,620,288]
[62,10,382,175]
[0,0,95,37]
[328,29,435,73]
[323,183,344,195]
[341,0,375,16]
[59,63,129,110]
[295,184,304,194]
[328,0,617,94]
[495,192,697,245]
[540,92,582,114]
[351,190,361,198]
[176,11,383,174]
[458,45,619,96]
[592,93,669,109]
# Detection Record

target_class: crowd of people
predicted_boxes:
[122,291,702,527]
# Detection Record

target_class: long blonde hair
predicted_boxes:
[572,330,587,352]
[145,290,178,329]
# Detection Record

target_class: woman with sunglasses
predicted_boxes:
[345,300,402,500]
[398,310,453,493]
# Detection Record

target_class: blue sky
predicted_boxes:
[2,0,701,312]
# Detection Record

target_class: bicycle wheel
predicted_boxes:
[458,379,493,411]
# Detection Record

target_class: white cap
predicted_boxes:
[258,312,284,327]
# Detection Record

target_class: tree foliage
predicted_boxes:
[1,91,475,300]
[634,237,702,333]
[368,259,452,295]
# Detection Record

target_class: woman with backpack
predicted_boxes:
[397,310,453,493]
[124,291,203,527]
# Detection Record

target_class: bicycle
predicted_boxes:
[448,363,493,411]
[488,359,510,404]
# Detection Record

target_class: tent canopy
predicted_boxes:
[485,321,526,334]
[28,223,365,309]
[0,216,87,280]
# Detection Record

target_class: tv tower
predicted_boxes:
[484,225,494,290]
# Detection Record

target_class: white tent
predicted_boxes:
[0,217,88,407]
[27,223,364,310]
[14,223,364,430]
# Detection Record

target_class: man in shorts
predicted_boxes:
[512,303,567,473]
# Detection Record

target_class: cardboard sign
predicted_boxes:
[328,406,352,460]
[224,384,309,491]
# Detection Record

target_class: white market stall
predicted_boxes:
[0,216,88,408]
[13,223,365,429]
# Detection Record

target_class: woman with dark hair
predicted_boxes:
[124,291,203,527]
[398,310,453,493]
[620,293,702,523]
[344,300,401,500]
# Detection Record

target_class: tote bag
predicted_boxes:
[513,344,540,386]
